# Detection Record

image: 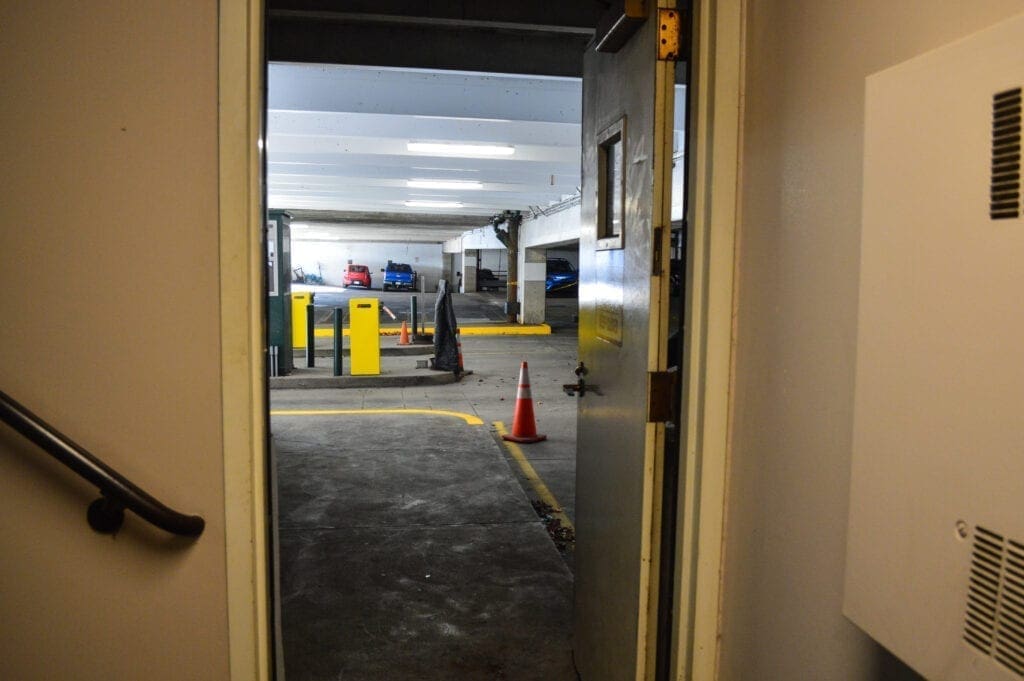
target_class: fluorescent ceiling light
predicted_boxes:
[407,142,515,156]
[404,200,464,209]
[290,222,309,229]
[407,179,483,190]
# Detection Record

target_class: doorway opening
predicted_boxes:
[261,3,693,679]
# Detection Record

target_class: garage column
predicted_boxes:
[520,247,546,324]
[461,249,478,293]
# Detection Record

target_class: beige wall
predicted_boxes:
[721,2,1024,679]
[0,2,231,679]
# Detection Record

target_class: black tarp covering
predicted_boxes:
[432,279,460,372]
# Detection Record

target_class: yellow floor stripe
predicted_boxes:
[493,421,575,533]
[270,408,483,426]
[456,324,551,336]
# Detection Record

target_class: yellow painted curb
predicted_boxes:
[493,420,575,533]
[312,323,551,338]
[270,408,483,426]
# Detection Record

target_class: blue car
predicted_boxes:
[382,262,415,291]
[545,258,578,296]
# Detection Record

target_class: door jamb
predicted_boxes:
[674,0,745,678]
[219,1,271,679]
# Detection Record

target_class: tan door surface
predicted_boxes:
[574,3,676,680]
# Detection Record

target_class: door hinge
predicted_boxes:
[652,225,664,276]
[658,8,681,61]
[647,369,678,423]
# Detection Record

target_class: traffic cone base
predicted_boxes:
[503,361,546,444]
[502,432,547,444]
[455,330,464,374]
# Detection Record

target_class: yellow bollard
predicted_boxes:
[349,298,381,375]
[291,292,314,349]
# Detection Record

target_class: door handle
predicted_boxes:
[564,362,600,396]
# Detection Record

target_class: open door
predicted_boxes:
[574,2,680,679]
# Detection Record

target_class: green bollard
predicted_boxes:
[410,295,418,338]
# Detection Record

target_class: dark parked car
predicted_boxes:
[477,268,506,291]
[545,258,578,296]
[382,262,415,291]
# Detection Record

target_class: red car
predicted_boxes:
[342,264,372,288]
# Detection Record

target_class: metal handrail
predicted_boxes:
[0,390,205,537]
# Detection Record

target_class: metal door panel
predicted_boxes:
[575,3,675,679]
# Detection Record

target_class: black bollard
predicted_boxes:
[333,307,343,376]
[306,304,315,368]
[410,295,418,338]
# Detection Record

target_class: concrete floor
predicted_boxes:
[271,315,580,680]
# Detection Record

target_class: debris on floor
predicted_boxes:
[531,500,576,554]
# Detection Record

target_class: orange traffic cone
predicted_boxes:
[502,361,546,444]
[399,320,410,345]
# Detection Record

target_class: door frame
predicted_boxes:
[213,0,746,678]
[671,0,744,679]
[219,0,272,680]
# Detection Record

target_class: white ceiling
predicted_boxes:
[267,63,583,242]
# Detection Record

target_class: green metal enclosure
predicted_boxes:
[267,209,293,375]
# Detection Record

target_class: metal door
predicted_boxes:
[574,3,678,680]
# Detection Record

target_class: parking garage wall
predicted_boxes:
[520,204,581,251]
[479,250,508,272]
[443,228,509,283]
[546,247,578,267]
[291,240,443,290]
[445,226,505,252]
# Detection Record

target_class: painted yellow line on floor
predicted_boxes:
[457,324,551,336]
[312,323,551,338]
[313,328,351,338]
[493,420,575,533]
[271,408,483,426]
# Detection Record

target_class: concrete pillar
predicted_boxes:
[520,247,547,324]
[461,249,478,293]
[450,252,463,290]
[441,253,455,286]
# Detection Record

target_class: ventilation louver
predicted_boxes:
[964,526,1024,677]
[991,87,1022,220]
